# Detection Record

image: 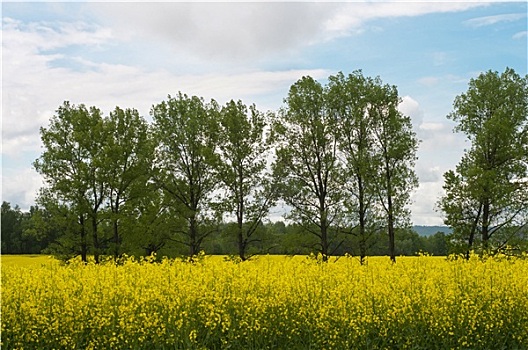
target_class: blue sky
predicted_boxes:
[2,1,527,225]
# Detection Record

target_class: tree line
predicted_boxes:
[4,68,527,262]
[1,202,450,257]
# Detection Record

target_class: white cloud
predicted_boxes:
[1,167,43,210]
[418,121,467,156]
[410,182,445,226]
[397,95,467,225]
[513,31,527,39]
[86,2,490,64]
[2,0,512,226]
[410,123,467,225]
[2,17,113,52]
[323,2,488,38]
[399,95,423,128]
[464,13,527,28]
[2,17,329,158]
[397,93,476,225]
[1,16,331,212]
[416,165,442,183]
[419,122,445,131]
[89,3,339,63]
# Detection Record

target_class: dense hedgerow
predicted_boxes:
[1,254,527,349]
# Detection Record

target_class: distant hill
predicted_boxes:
[413,226,452,237]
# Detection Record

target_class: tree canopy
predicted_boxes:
[440,67,528,257]
[19,68,527,261]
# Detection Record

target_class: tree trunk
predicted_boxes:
[113,199,120,260]
[144,242,164,257]
[189,213,198,257]
[238,229,246,261]
[320,202,329,261]
[113,219,120,260]
[481,198,490,250]
[92,215,100,264]
[466,203,482,260]
[388,206,396,263]
[237,181,247,261]
[358,175,367,265]
[386,167,396,263]
[80,214,87,263]
[237,215,246,261]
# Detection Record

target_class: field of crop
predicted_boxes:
[2,254,527,349]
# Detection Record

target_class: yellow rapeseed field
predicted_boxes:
[1,254,527,349]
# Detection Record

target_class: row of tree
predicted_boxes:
[6,68,527,262]
[27,70,418,263]
[1,201,450,257]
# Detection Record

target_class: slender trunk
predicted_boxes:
[358,175,367,265]
[237,167,247,261]
[481,198,490,250]
[113,219,119,259]
[189,213,198,257]
[385,166,396,263]
[466,232,475,260]
[144,242,164,256]
[321,222,328,260]
[320,197,329,261]
[237,228,246,261]
[80,214,87,263]
[237,206,246,261]
[388,200,396,263]
[466,203,482,260]
[92,214,100,264]
[188,173,201,258]
[145,244,155,256]
[113,199,120,260]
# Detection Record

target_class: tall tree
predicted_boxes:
[217,100,276,261]
[34,102,107,263]
[369,78,419,263]
[102,107,153,259]
[271,76,343,260]
[327,71,382,264]
[151,93,220,257]
[440,68,528,257]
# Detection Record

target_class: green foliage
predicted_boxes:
[33,102,108,262]
[440,68,528,257]
[25,191,82,261]
[271,76,344,260]
[326,70,419,263]
[271,72,419,262]
[22,68,525,261]
[151,93,221,257]
[368,77,419,262]
[102,106,153,258]
[33,102,159,261]
[1,202,41,254]
[327,71,382,262]
[216,99,276,260]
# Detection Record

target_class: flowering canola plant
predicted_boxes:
[2,254,527,349]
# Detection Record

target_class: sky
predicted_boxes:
[1,1,527,225]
